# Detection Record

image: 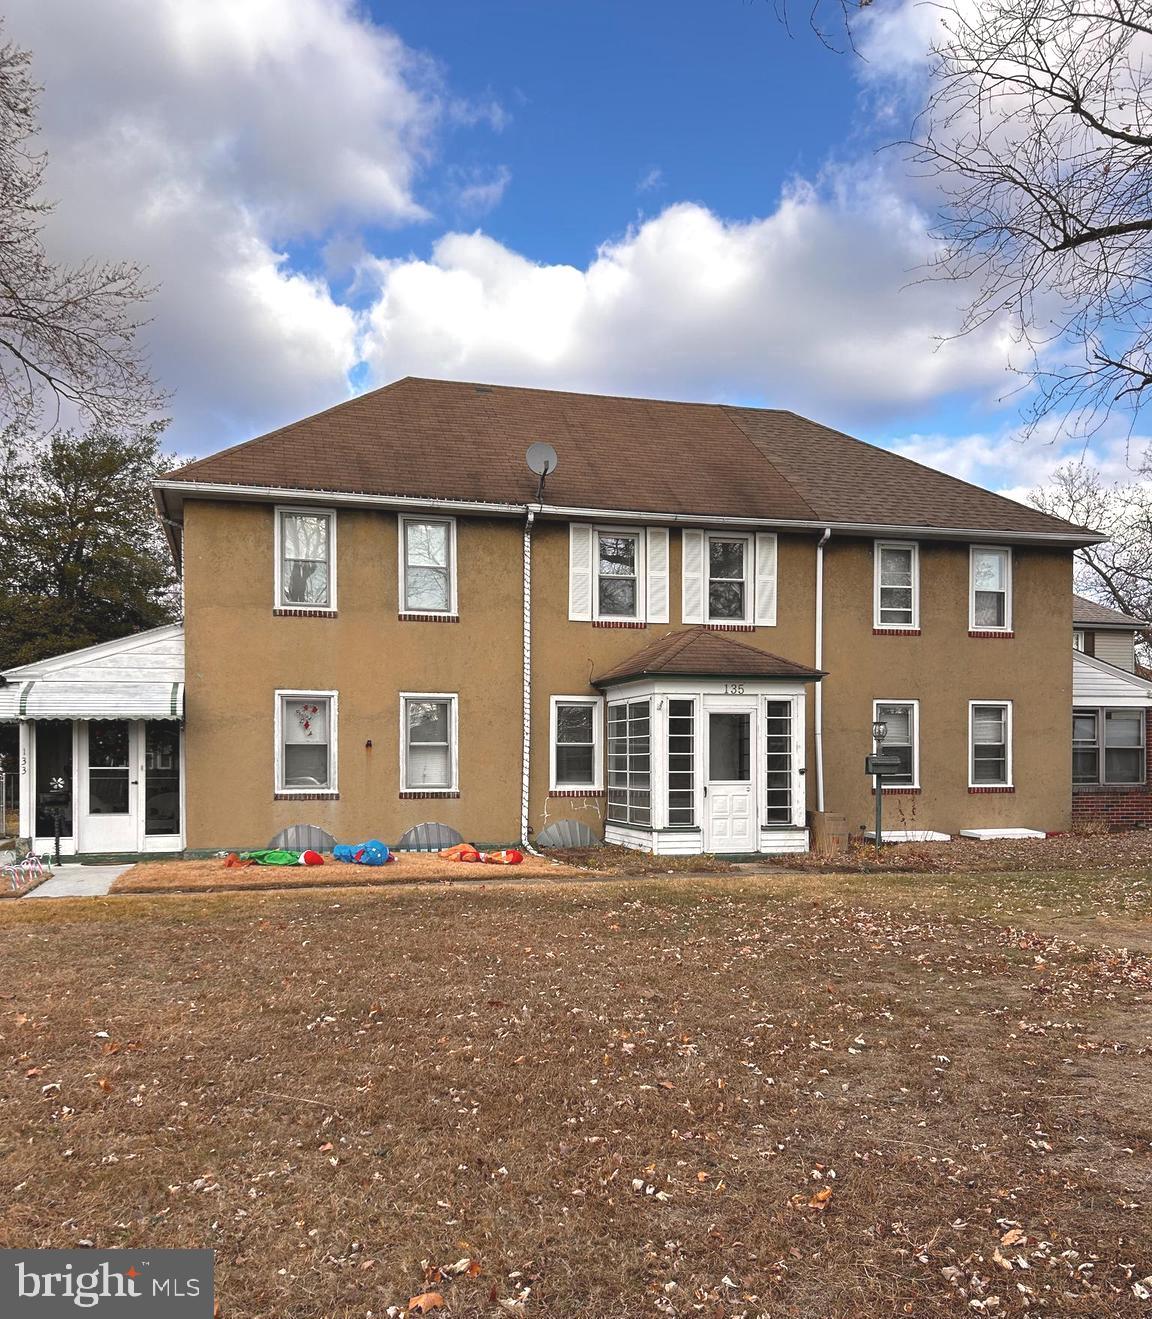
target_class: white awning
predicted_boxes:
[1,679,184,720]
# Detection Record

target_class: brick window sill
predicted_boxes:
[275,791,339,801]
[398,613,459,623]
[871,786,922,794]
[873,627,921,636]
[274,608,338,619]
[703,623,756,633]
[592,619,647,629]
[968,786,1015,794]
[399,790,460,799]
[548,788,605,798]
[968,630,1014,639]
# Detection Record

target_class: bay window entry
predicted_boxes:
[276,507,335,610]
[1074,708,1146,786]
[402,694,458,792]
[277,692,338,794]
[401,516,456,615]
[602,683,808,856]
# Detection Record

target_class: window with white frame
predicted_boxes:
[401,517,455,614]
[1073,630,1086,652]
[277,509,334,608]
[667,699,696,827]
[596,531,641,618]
[1073,707,1145,785]
[550,697,602,790]
[874,542,918,628]
[707,534,750,622]
[764,699,794,824]
[401,695,457,791]
[970,702,1011,786]
[607,698,651,826]
[970,547,1011,630]
[874,700,918,786]
[277,692,337,792]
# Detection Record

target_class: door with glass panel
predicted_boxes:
[80,719,139,852]
[704,702,756,852]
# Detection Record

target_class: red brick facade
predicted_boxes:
[1071,707,1152,828]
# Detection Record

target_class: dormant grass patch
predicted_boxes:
[1,875,1149,1316]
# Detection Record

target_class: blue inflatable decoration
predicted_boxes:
[333,839,391,866]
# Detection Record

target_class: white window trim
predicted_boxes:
[705,531,753,624]
[593,526,646,622]
[968,699,1013,788]
[873,540,920,630]
[549,695,604,791]
[398,514,458,617]
[274,689,339,794]
[400,691,460,792]
[969,545,1012,632]
[274,506,337,611]
[873,698,920,788]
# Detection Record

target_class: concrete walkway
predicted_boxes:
[23,865,129,898]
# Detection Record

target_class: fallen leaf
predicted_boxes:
[24,1066,42,1078]
[808,1185,834,1210]
[407,1292,445,1314]
[1000,1228,1026,1247]
[97,1077,113,1093]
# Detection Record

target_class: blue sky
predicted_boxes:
[6,0,1135,498]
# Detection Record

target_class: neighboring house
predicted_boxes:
[0,378,1109,859]
[1072,594,1152,828]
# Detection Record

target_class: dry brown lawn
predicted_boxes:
[113,852,586,894]
[1,872,1150,1317]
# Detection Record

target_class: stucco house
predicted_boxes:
[0,377,1127,859]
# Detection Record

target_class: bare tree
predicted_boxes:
[911,0,1152,436]
[0,26,161,427]
[1031,461,1152,635]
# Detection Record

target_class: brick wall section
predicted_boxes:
[1072,708,1152,827]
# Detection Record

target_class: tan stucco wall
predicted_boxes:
[182,500,1072,849]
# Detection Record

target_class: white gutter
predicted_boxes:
[814,527,832,813]
[152,479,1106,546]
[520,506,544,856]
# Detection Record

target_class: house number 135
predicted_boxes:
[723,682,745,695]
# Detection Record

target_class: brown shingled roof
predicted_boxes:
[593,628,825,687]
[161,377,1099,540]
[1073,593,1148,628]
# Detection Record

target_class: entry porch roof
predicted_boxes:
[593,627,825,688]
[0,625,185,721]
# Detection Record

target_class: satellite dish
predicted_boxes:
[526,442,558,476]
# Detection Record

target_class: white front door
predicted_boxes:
[704,703,756,852]
[80,719,140,853]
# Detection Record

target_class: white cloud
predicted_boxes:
[361,182,1017,426]
[892,420,1152,504]
[4,0,446,445]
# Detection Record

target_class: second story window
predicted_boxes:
[597,531,640,618]
[970,546,1011,632]
[277,508,335,609]
[874,542,919,629]
[708,536,749,622]
[401,517,456,615]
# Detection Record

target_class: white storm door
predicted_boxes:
[80,719,140,853]
[704,703,756,852]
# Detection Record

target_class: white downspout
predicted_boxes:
[520,507,544,855]
[814,528,832,813]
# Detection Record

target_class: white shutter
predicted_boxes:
[646,527,669,623]
[569,524,594,621]
[754,532,777,626]
[681,529,705,624]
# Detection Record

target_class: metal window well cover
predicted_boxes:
[268,825,338,852]
[397,822,464,852]
[536,819,600,849]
